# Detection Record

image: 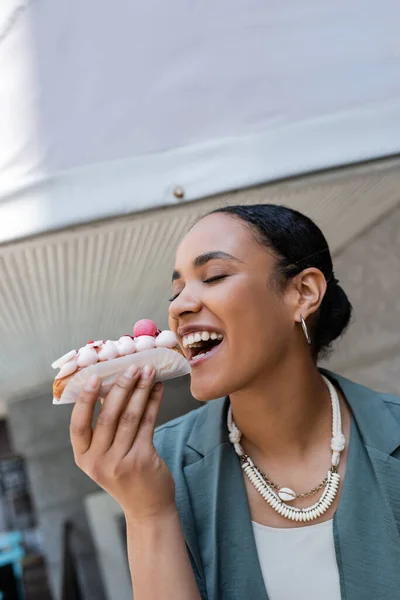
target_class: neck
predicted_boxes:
[229,351,332,461]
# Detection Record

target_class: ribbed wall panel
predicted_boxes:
[1,157,400,402]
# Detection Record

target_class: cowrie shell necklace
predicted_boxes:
[227,375,345,522]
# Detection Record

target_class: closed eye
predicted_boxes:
[203,274,228,284]
[169,275,228,302]
[168,292,180,302]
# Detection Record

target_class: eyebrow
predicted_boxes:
[172,251,242,282]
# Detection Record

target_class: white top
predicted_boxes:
[252,519,341,600]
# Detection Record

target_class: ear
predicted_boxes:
[289,268,327,323]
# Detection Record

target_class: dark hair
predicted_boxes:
[209,204,352,360]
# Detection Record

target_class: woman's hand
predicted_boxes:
[70,364,175,521]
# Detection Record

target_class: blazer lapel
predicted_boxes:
[327,372,400,600]
[184,398,268,600]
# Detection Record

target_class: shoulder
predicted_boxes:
[323,370,400,454]
[380,389,400,406]
[326,369,400,414]
[349,379,400,422]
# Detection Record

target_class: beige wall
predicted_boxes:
[324,204,400,395]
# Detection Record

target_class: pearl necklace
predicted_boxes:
[227,375,346,522]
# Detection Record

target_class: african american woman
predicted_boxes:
[70,204,400,600]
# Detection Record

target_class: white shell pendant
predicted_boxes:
[278,487,296,502]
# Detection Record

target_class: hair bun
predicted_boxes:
[327,272,339,286]
[316,281,352,357]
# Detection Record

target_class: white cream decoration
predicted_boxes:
[77,346,99,368]
[51,349,77,369]
[55,357,78,380]
[117,336,136,356]
[97,340,119,361]
[135,335,156,351]
[155,330,177,348]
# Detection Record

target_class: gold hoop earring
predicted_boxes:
[301,316,312,345]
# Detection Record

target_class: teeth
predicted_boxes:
[192,351,210,361]
[182,331,224,347]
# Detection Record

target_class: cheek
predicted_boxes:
[188,285,290,399]
[211,279,282,342]
[224,286,291,376]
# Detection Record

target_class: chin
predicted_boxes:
[190,373,234,402]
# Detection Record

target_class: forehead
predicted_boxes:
[176,213,248,259]
[175,212,262,265]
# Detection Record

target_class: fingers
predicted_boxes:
[90,365,142,453]
[71,365,163,466]
[133,381,164,447]
[70,374,101,455]
[111,366,156,455]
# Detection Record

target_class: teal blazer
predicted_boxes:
[154,371,400,600]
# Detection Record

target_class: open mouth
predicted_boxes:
[182,331,224,363]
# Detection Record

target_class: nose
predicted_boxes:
[168,287,202,321]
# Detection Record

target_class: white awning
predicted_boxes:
[1,0,400,242]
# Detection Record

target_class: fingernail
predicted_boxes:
[125,365,139,379]
[154,382,162,392]
[84,375,100,391]
[142,365,153,378]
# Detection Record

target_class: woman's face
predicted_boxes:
[168,213,297,401]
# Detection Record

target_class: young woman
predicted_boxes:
[70,204,400,600]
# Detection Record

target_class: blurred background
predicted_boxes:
[0,1,399,598]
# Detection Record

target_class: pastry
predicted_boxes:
[52,319,189,404]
